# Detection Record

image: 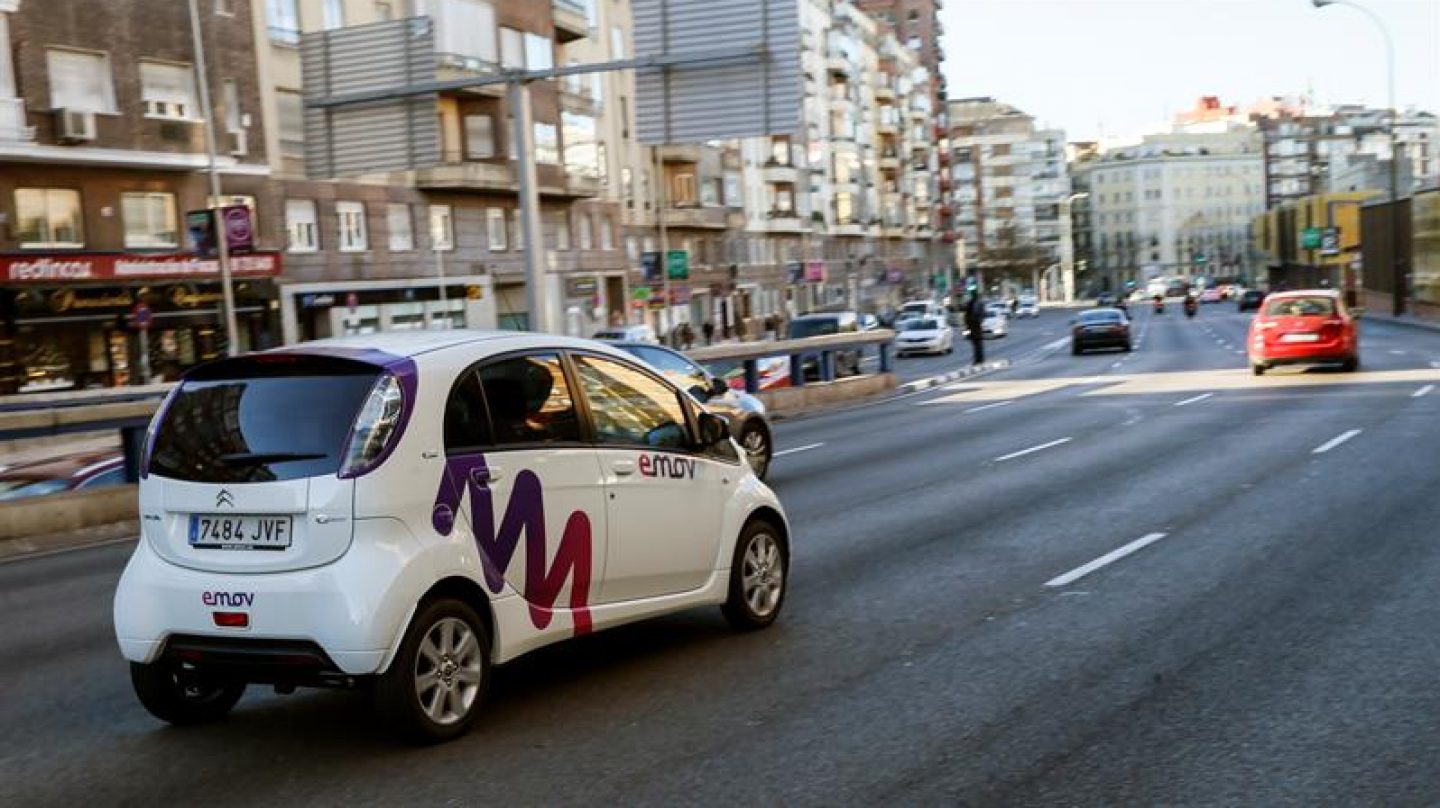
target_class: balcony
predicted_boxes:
[883,223,907,239]
[878,154,901,171]
[663,205,729,230]
[875,84,896,103]
[415,160,517,191]
[877,119,899,136]
[552,0,590,43]
[659,144,704,164]
[762,162,801,184]
[826,51,852,76]
[831,221,866,237]
[0,99,35,143]
[756,210,806,234]
[560,88,597,115]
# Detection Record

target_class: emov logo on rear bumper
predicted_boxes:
[202,591,254,608]
[639,454,696,479]
[432,454,593,635]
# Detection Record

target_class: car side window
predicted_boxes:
[76,467,126,489]
[632,346,709,393]
[444,369,494,454]
[476,354,583,447]
[573,354,691,450]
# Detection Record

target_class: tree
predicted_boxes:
[976,224,1048,291]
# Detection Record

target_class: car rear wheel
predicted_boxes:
[1341,356,1359,372]
[722,520,788,630]
[738,420,772,481]
[130,660,246,726]
[1072,344,1082,356]
[1252,362,1266,376]
[374,598,490,744]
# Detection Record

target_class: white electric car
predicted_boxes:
[114,331,789,742]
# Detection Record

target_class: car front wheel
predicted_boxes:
[738,420,772,481]
[130,660,246,726]
[722,520,788,630]
[374,598,490,744]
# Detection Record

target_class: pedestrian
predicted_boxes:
[735,318,749,342]
[763,314,778,340]
[679,322,695,350]
[702,320,715,346]
[963,292,985,365]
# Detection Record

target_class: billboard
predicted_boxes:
[633,0,801,144]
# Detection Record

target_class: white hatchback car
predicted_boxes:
[982,303,1010,338]
[114,332,789,742]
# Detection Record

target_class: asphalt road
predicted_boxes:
[6,302,1440,805]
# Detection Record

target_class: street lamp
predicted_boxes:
[1311,0,1403,315]
[1059,192,1089,303]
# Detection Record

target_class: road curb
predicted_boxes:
[898,358,1011,394]
[1362,313,1440,334]
[0,520,137,564]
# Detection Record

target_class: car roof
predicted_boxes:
[1080,307,1125,317]
[0,449,119,482]
[1265,289,1339,299]
[272,330,608,360]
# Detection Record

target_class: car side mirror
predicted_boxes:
[697,412,730,447]
[709,376,730,397]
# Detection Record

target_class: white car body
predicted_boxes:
[1015,296,1040,318]
[899,300,948,323]
[114,331,787,736]
[982,304,1010,338]
[895,318,954,356]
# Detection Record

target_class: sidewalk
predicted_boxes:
[1361,309,1440,333]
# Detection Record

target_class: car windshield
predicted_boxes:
[149,355,381,483]
[1079,311,1122,324]
[788,319,839,338]
[902,318,941,331]
[1264,297,1335,317]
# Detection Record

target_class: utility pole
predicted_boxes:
[187,0,240,355]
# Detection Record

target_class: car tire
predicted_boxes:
[374,598,491,744]
[738,419,772,481]
[1072,344,1082,356]
[1252,362,1266,376]
[129,660,246,726]
[1123,342,1133,352]
[722,519,788,631]
[1342,356,1359,372]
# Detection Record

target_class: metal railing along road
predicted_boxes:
[686,330,896,393]
[0,385,173,483]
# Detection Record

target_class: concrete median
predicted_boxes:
[0,486,138,560]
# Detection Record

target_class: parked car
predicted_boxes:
[982,302,1010,338]
[1015,295,1040,318]
[1237,289,1267,312]
[1247,289,1358,375]
[115,333,790,742]
[1071,308,1133,354]
[787,312,864,378]
[607,341,775,480]
[0,450,127,502]
[1199,288,1223,304]
[592,324,658,344]
[895,317,955,357]
[899,300,948,323]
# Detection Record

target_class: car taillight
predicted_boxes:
[339,372,405,479]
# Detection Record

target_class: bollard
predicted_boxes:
[743,359,760,394]
[879,342,892,373]
[790,354,806,388]
[120,425,146,483]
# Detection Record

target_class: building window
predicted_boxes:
[554,211,571,250]
[140,61,199,121]
[336,201,368,252]
[285,199,318,252]
[465,115,495,159]
[487,208,507,250]
[434,0,498,63]
[524,34,553,70]
[625,235,638,262]
[215,0,235,16]
[276,89,305,157]
[429,204,454,251]
[121,192,178,249]
[322,0,345,29]
[14,189,84,248]
[578,214,592,250]
[388,203,414,251]
[500,27,524,69]
[374,1,394,21]
[669,171,697,206]
[534,123,560,164]
[611,25,625,59]
[221,79,243,134]
[266,0,301,44]
[600,217,614,250]
[46,49,116,114]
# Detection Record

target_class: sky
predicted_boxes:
[941,0,1440,143]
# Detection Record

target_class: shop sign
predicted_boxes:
[667,250,689,280]
[45,288,135,313]
[168,284,226,308]
[631,286,652,301]
[187,209,218,257]
[466,285,485,300]
[301,294,337,308]
[222,206,255,254]
[1,252,283,284]
[566,277,599,298]
[804,259,827,283]
[786,260,803,284]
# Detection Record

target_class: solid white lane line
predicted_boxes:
[964,400,1015,414]
[773,443,825,458]
[1045,533,1169,588]
[1389,349,1407,356]
[1312,429,1362,455]
[1413,385,1434,398]
[1174,392,1214,407]
[994,437,1072,462]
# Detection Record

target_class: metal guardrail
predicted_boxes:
[686,330,896,393]
[0,386,172,484]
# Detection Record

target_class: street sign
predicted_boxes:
[131,303,153,330]
[641,251,661,283]
[666,250,689,280]
[1320,226,1341,256]
[633,0,801,144]
[1301,227,1323,250]
[221,206,254,254]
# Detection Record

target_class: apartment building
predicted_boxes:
[947,97,1070,294]
[1259,104,1439,209]
[1087,129,1265,288]
[854,0,945,115]
[0,0,275,393]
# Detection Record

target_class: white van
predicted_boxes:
[114,331,789,742]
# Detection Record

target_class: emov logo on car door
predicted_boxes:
[639,454,696,479]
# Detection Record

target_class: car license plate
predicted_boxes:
[189,515,293,551]
[1281,333,1320,343]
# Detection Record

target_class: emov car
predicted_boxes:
[114,331,789,742]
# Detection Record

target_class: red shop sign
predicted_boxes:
[1,252,283,284]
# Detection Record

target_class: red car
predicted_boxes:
[1247,289,1358,375]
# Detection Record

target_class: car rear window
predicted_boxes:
[1079,310,1123,324]
[149,355,381,483]
[903,318,940,331]
[788,318,839,338]
[1263,297,1335,317]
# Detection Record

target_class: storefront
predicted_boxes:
[276,275,497,345]
[0,252,282,394]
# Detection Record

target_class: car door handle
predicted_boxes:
[612,460,637,476]
[469,466,503,483]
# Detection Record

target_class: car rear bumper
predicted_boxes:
[1252,339,1353,364]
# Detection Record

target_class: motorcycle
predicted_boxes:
[1183,297,1198,318]
[1153,295,1165,314]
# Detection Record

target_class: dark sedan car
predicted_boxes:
[605,341,774,480]
[1237,289,1266,312]
[1071,308,1132,355]
[0,449,126,501]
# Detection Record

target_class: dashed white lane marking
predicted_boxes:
[1389,349,1407,356]
[1045,533,1169,588]
[1312,429,1362,455]
[1413,385,1435,398]
[1042,337,1070,351]
[964,400,1016,414]
[773,443,824,458]
[1174,392,1214,407]
[994,437,1072,463]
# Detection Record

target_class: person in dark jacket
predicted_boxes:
[702,320,716,345]
[963,292,985,365]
